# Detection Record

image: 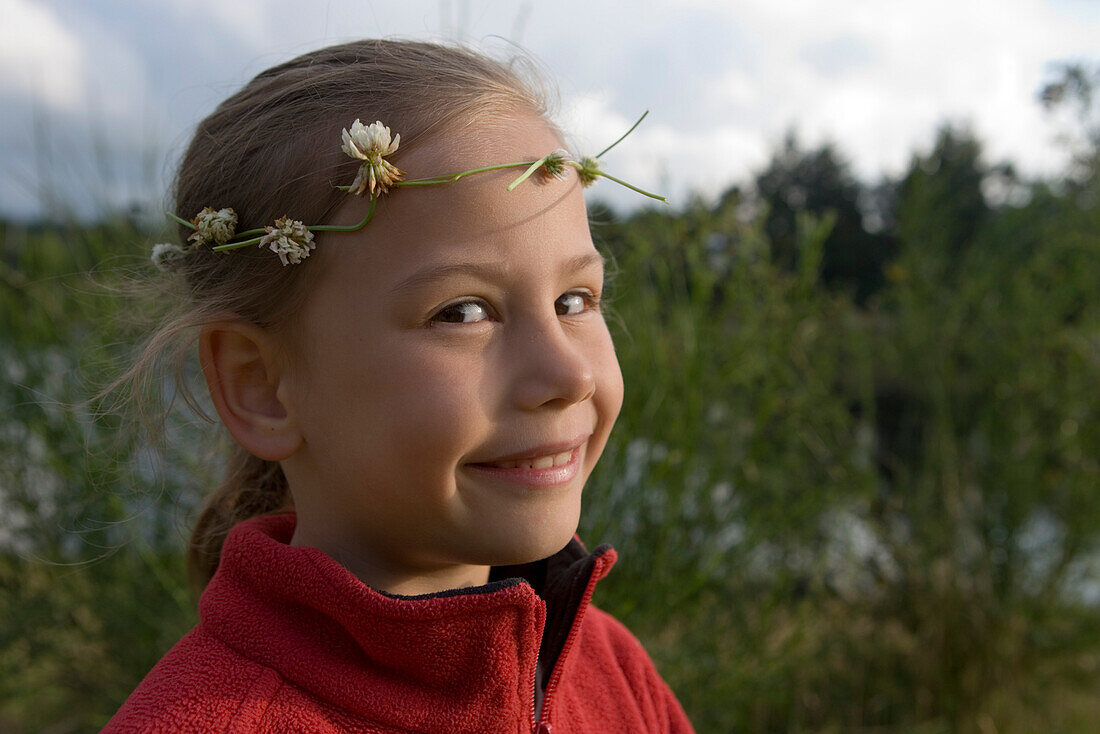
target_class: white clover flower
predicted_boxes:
[188,207,238,246]
[542,148,573,181]
[259,216,316,266]
[341,119,405,197]
[151,243,187,271]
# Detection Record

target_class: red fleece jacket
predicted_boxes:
[103,513,694,733]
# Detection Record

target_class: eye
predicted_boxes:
[555,291,595,316]
[430,300,491,324]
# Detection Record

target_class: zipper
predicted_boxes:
[529,649,540,734]
[529,553,608,734]
[528,596,546,734]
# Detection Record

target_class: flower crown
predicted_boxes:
[153,111,664,270]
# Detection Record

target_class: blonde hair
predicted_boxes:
[109,39,554,593]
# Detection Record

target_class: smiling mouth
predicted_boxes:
[479,450,574,470]
[466,443,586,487]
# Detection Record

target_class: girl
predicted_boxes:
[104,39,693,733]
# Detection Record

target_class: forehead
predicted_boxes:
[405,108,564,184]
[318,110,593,281]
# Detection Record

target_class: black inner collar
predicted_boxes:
[490,539,613,717]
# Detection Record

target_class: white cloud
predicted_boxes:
[671,0,1095,181]
[0,0,82,108]
[562,92,767,208]
[140,0,274,51]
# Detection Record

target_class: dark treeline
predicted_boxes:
[1,65,1098,732]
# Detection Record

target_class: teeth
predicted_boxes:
[488,449,573,470]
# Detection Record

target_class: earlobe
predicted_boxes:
[199,321,303,461]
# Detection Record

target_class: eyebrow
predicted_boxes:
[391,251,606,293]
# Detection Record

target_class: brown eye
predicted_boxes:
[555,292,588,316]
[432,300,490,324]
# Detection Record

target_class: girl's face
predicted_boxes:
[280,111,623,595]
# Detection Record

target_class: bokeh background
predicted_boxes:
[2,1,1099,732]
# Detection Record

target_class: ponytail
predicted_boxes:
[187,445,291,593]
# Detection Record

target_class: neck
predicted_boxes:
[289,523,491,596]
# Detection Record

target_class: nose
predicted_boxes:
[510,316,596,411]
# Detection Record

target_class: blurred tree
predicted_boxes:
[1040,62,1100,207]
[754,132,898,304]
[896,125,989,261]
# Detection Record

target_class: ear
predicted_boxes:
[198,320,303,461]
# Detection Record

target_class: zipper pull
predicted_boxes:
[533,723,552,734]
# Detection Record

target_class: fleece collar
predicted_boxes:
[199,512,616,733]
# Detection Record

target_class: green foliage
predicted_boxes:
[754,134,898,303]
[3,80,1099,731]
[897,126,989,256]
[0,217,206,730]
[578,114,1099,730]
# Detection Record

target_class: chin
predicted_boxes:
[464,515,581,567]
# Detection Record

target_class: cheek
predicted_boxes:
[591,325,624,437]
[315,336,489,472]
[294,332,479,464]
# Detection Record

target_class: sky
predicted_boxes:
[0,0,1097,220]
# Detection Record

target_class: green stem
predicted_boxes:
[209,198,380,252]
[590,168,668,203]
[396,160,538,187]
[212,235,265,252]
[166,212,196,230]
[308,197,378,232]
[596,110,649,159]
[506,156,548,191]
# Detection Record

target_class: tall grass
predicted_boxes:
[1,150,1099,732]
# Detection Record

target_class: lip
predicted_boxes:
[465,434,590,488]
[472,434,590,465]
